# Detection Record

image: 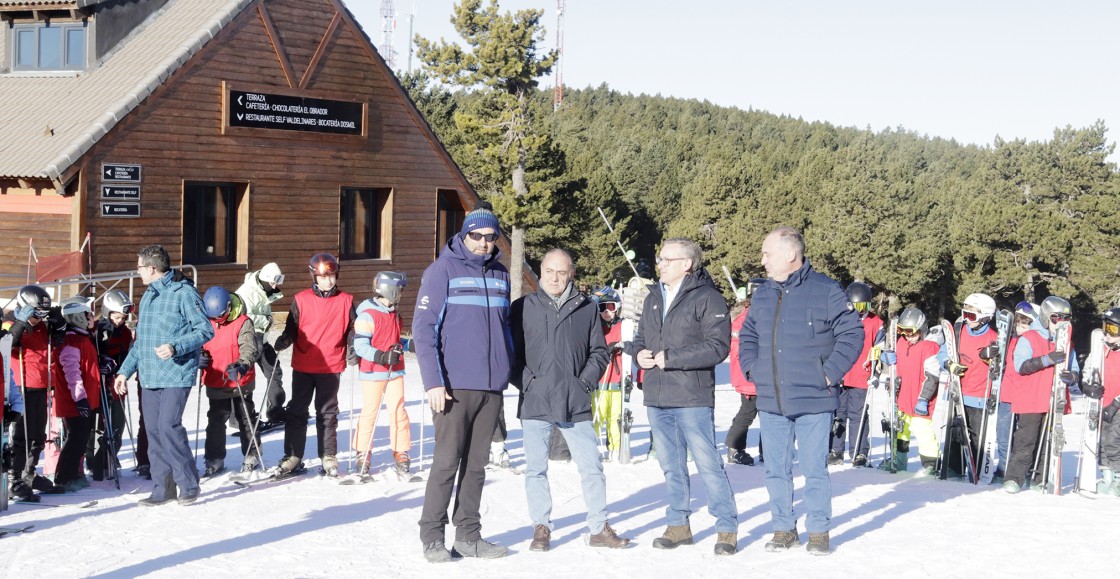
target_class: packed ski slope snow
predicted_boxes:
[3,352,1119,578]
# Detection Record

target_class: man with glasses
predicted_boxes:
[878,307,942,474]
[414,201,513,563]
[630,238,737,556]
[1081,307,1120,495]
[113,244,214,506]
[1002,296,1079,493]
[739,226,863,556]
[939,293,999,479]
[829,281,884,467]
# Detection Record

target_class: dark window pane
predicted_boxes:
[341,188,387,259]
[38,26,61,69]
[17,30,35,67]
[66,28,85,67]
[184,183,237,264]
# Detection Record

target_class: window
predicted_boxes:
[436,189,465,257]
[11,22,87,71]
[340,187,392,260]
[183,182,244,265]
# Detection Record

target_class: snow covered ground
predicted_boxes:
[3,351,1120,578]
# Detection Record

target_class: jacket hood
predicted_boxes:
[244,270,283,303]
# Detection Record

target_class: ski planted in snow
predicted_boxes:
[977,310,1013,484]
[878,318,900,472]
[1075,329,1106,495]
[938,319,978,483]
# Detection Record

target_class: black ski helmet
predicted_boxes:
[309,253,340,279]
[16,284,51,312]
[846,281,873,304]
[1102,308,1120,336]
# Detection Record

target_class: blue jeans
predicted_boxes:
[758,410,832,534]
[141,386,199,500]
[996,401,1012,471]
[522,419,608,533]
[646,406,737,533]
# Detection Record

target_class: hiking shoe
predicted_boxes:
[852,454,868,467]
[256,420,285,435]
[807,532,830,555]
[423,540,453,563]
[452,538,508,559]
[394,452,411,475]
[31,475,65,494]
[530,524,551,552]
[727,449,754,466]
[1003,480,1021,494]
[138,494,177,507]
[827,451,844,466]
[651,524,693,549]
[10,479,39,502]
[239,459,259,473]
[589,522,630,548]
[764,529,800,552]
[714,532,737,555]
[177,489,200,505]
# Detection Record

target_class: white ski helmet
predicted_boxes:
[101,290,133,318]
[61,299,93,329]
[962,293,996,324]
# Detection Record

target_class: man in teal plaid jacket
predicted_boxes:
[114,244,213,506]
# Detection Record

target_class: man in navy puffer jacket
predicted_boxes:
[739,227,863,556]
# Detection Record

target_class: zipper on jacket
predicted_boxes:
[771,289,785,415]
[484,262,492,391]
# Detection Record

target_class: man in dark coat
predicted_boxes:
[630,238,738,556]
[739,226,864,556]
[510,249,629,553]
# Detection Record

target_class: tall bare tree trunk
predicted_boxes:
[509,152,528,300]
[1024,271,1035,304]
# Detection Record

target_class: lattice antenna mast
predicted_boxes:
[379,0,398,69]
[552,0,565,111]
[407,1,416,74]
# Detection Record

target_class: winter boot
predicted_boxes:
[136,464,152,480]
[321,455,339,478]
[651,524,693,549]
[919,456,938,476]
[240,455,260,473]
[203,459,225,478]
[589,522,630,549]
[1106,476,1120,498]
[394,452,411,475]
[1097,468,1115,494]
[806,532,830,556]
[422,540,453,564]
[1002,480,1021,494]
[452,538,508,559]
[727,449,754,466]
[852,454,868,467]
[714,532,737,556]
[764,527,800,552]
[9,478,39,502]
[827,451,844,466]
[530,524,551,552]
[276,455,304,476]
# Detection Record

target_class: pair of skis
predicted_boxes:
[878,319,900,472]
[1075,329,1106,495]
[976,310,1014,484]
[938,320,978,483]
[1037,321,1073,495]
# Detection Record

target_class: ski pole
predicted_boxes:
[355,381,385,476]
[17,348,32,480]
[417,385,426,474]
[193,369,202,461]
[347,368,356,474]
[233,380,265,477]
[596,207,642,280]
[246,338,281,446]
[720,265,739,297]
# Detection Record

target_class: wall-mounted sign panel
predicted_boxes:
[227,88,365,136]
[101,202,141,218]
[102,163,142,183]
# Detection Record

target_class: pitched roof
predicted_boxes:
[0,0,253,180]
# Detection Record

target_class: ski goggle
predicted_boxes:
[599,302,618,313]
[962,310,979,322]
[898,326,919,337]
[1049,313,1072,324]
[1104,321,1120,337]
[852,302,869,314]
[466,232,499,242]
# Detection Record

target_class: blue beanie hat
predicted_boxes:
[460,201,501,237]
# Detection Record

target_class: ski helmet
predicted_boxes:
[1014,301,1039,327]
[309,253,339,279]
[1039,296,1072,324]
[202,286,232,320]
[962,293,997,324]
[373,272,407,305]
[896,307,927,337]
[1101,308,1120,337]
[61,300,93,329]
[592,286,621,304]
[258,262,284,286]
[847,282,873,315]
[101,290,134,318]
[15,284,51,313]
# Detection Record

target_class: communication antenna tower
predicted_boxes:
[553,0,565,111]
[379,0,398,68]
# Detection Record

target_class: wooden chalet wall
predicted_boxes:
[0,185,72,285]
[78,0,474,329]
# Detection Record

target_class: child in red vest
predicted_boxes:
[89,289,133,481]
[55,300,101,492]
[878,307,942,473]
[199,287,260,477]
[353,272,409,476]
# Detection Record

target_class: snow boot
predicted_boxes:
[452,538,508,559]
[203,459,225,478]
[827,451,844,466]
[651,524,693,549]
[727,449,754,466]
[394,452,411,475]
[423,540,453,563]
[852,454,868,467]
[530,524,551,552]
[714,532,736,556]
[764,528,801,552]
[1097,468,1115,495]
[9,479,39,503]
[321,455,339,478]
[806,532,830,556]
[30,475,65,494]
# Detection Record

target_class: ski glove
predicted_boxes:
[1082,381,1105,400]
[1058,371,1077,387]
[15,305,38,322]
[945,361,968,377]
[199,351,212,369]
[978,342,1000,361]
[1045,350,1067,366]
[346,346,358,367]
[1103,399,1120,424]
[75,398,92,418]
[99,355,119,376]
[226,362,250,382]
[273,334,293,352]
[372,344,404,366]
[914,398,930,416]
[880,351,897,366]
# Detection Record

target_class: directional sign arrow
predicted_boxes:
[103,187,109,194]
[238,95,243,106]
[105,168,112,177]
[237,114,243,121]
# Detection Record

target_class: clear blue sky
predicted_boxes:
[344,1,1119,159]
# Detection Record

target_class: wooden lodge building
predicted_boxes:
[0,0,503,326]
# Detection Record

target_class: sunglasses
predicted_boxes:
[898,327,919,337]
[599,302,617,313]
[853,302,869,314]
[1104,321,1120,337]
[467,232,499,242]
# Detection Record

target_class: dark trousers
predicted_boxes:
[492,405,507,443]
[726,394,759,451]
[1005,413,1045,486]
[205,391,260,463]
[87,394,125,479]
[830,387,870,457]
[255,334,286,422]
[136,387,150,467]
[419,389,503,544]
[284,371,340,460]
[56,415,93,484]
[141,387,199,500]
[10,388,47,478]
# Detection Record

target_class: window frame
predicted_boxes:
[10,21,88,71]
[339,187,393,262]
[182,181,245,266]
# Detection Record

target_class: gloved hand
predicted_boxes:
[75,398,92,418]
[985,395,998,413]
[274,334,293,352]
[226,362,250,382]
[880,351,897,366]
[1103,399,1120,423]
[346,346,358,367]
[199,350,212,369]
[15,305,38,322]
[945,361,968,377]
[1059,371,1077,386]
[1082,381,1105,400]
[373,344,404,366]
[914,398,930,417]
[1046,351,1067,366]
[99,355,119,376]
[978,342,1000,361]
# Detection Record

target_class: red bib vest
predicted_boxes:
[201,315,255,389]
[356,304,404,374]
[896,337,940,417]
[292,289,354,374]
[958,324,996,398]
[842,314,883,389]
